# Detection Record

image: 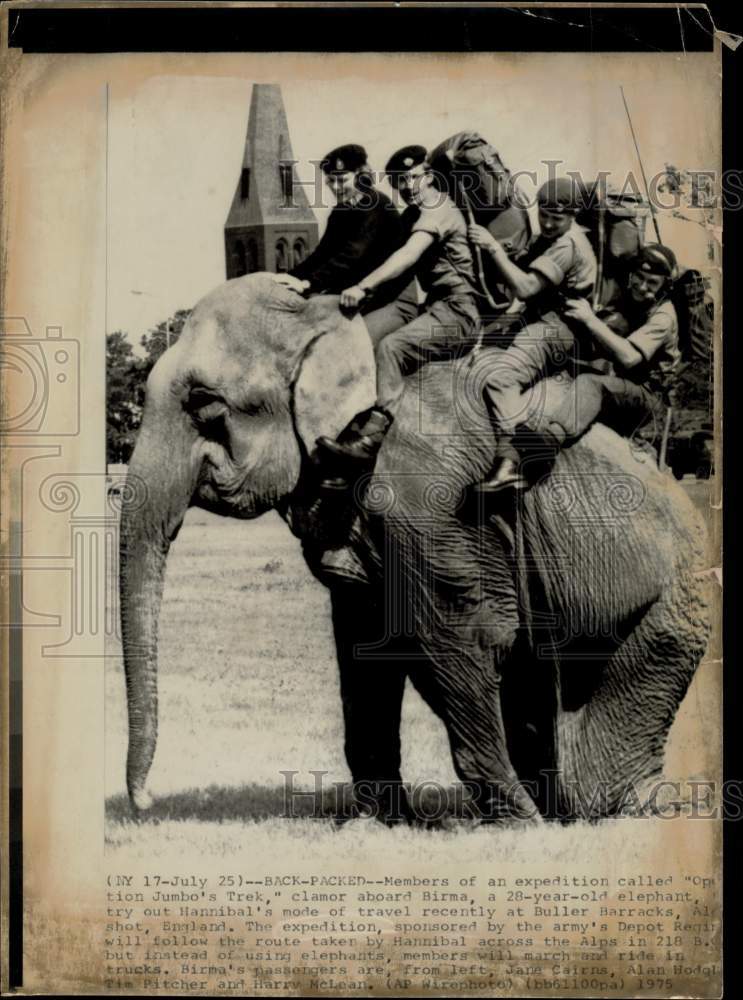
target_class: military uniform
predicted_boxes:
[363,204,421,342]
[537,285,681,447]
[518,224,597,313]
[479,181,598,466]
[289,144,417,318]
[369,149,481,414]
[290,190,414,314]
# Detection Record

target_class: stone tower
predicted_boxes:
[224,84,318,279]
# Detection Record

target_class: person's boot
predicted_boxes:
[315,514,381,586]
[474,456,529,494]
[319,546,370,585]
[315,406,394,491]
[474,421,565,495]
[316,405,393,463]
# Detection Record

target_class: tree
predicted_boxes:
[658,163,717,264]
[106,309,194,464]
[139,309,192,375]
[671,355,713,437]
[656,166,716,460]
[106,331,146,464]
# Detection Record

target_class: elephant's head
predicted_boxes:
[177,273,376,516]
[119,274,376,809]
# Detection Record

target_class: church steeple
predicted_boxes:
[224,84,318,279]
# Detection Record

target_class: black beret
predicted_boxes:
[537,177,584,214]
[634,243,678,279]
[320,143,368,174]
[385,144,428,177]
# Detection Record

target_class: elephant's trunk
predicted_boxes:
[119,508,168,812]
[119,364,199,811]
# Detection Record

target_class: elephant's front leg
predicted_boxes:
[329,586,414,824]
[438,624,541,822]
[410,522,540,823]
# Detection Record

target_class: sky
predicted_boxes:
[11,51,721,352]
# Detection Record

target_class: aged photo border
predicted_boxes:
[0,3,738,996]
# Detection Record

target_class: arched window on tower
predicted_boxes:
[293,237,307,266]
[275,239,288,273]
[234,239,247,277]
[246,239,259,273]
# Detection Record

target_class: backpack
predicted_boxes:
[576,177,712,367]
[575,183,649,256]
[428,131,534,310]
[427,131,534,257]
[570,181,651,307]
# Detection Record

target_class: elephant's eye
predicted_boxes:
[241,398,273,417]
[185,386,228,426]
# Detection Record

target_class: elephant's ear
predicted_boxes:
[292,305,376,454]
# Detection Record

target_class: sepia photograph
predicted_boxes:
[1,4,728,997]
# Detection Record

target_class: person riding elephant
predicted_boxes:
[516,243,681,463]
[465,176,598,493]
[275,142,418,323]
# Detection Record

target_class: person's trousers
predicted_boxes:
[479,310,578,461]
[536,372,665,447]
[368,294,481,414]
[363,281,419,343]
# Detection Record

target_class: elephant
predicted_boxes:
[119,272,710,823]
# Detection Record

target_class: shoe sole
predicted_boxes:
[473,480,528,494]
[320,479,351,492]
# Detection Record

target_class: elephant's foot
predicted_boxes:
[469,780,542,825]
[346,780,418,827]
[615,772,673,818]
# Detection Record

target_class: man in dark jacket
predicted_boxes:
[277,143,417,321]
